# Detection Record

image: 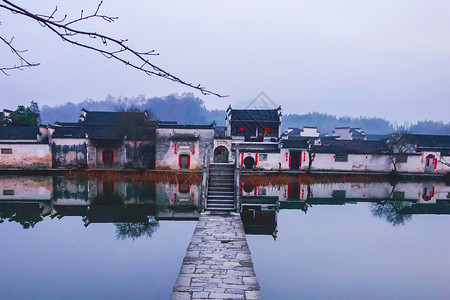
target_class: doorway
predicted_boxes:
[425,154,436,173]
[214,146,229,163]
[290,151,301,170]
[103,149,114,168]
[243,156,255,169]
[180,154,190,170]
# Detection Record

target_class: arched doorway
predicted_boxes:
[214,146,229,163]
[243,156,255,169]
[425,154,437,173]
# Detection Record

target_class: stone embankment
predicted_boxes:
[172,211,261,300]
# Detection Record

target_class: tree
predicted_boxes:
[115,218,159,240]
[0,1,225,97]
[305,137,319,173]
[370,200,412,226]
[386,132,415,172]
[2,104,39,126]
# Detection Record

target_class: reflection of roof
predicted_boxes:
[0,202,43,214]
[0,127,38,140]
[399,204,450,215]
[230,109,280,123]
[85,205,154,223]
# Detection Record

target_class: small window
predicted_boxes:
[333,190,346,199]
[3,190,14,196]
[393,191,405,200]
[257,188,267,196]
[335,154,348,162]
[259,154,267,161]
[1,148,12,154]
[396,156,408,163]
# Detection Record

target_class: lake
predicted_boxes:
[1,176,449,299]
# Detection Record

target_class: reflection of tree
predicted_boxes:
[115,217,159,240]
[0,212,43,229]
[370,201,412,226]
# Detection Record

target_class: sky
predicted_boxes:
[0,0,449,123]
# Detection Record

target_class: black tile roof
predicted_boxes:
[0,126,38,140]
[52,125,155,140]
[158,123,215,129]
[169,133,199,141]
[80,110,151,127]
[403,134,450,150]
[316,138,389,154]
[230,109,280,123]
[237,143,280,153]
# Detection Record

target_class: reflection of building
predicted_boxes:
[241,204,278,239]
[155,183,200,220]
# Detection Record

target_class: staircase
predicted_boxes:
[206,163,235,211]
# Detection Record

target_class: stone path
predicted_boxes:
[171,211,261,300]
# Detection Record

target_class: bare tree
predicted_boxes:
[0,1,226,97]
[386,132,415,172]
[305,137,319,173]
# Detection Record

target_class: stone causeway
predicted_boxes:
[171,211,261,300]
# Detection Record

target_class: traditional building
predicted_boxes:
[224,105,282,169]
[49,109,157,169]
[0,126,51,169]
[156,122,215,170]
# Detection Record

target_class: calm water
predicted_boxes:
[242,181,450,300]
[1,177,449,299]
[0,176,199,299]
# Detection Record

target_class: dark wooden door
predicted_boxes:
[290,151,301,170]
[103,149,113,168]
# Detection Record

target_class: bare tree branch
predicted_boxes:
[0,36,40,75]
[0,0,227,97]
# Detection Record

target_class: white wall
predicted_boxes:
[0,143,51,168]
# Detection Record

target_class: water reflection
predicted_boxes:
[240,181,450,238]
[0,176,201,239]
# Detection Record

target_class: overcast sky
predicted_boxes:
[1,0,449,123]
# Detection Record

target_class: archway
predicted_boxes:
[213,146,229,163]
[425,154,436,173]
[243,156,255,169]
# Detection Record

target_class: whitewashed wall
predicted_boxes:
[156,128,214,170]
[0,143,51,169]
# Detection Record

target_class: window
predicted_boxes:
[3,190,14,196]
[257,188,267,196]
[259,154,267,161]
[393,191,405,200]
[335,154,348,162]
[333,190,346,199]
[396,156,408,163]
[1,148,12,154]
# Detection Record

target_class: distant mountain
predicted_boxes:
[40,94,449,135]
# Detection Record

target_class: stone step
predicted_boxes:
[208,197,234,204]
[207,204,235,209]
[209,173,234,177]
[208,187,234,191]
[207,200,235,206]
[206,207,235,211]
[208,191,234,195]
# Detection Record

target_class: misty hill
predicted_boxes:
[40,94,449,135]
